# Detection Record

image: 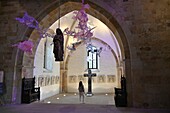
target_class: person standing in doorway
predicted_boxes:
[78,81,85,103]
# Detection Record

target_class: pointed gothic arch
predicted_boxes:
[13,1,132,106]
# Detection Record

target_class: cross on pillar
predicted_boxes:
[84,69,96,96]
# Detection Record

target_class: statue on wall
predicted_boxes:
[121,76,126,91]
[53,28,64,61]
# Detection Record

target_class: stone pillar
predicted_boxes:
[59,69,67,93]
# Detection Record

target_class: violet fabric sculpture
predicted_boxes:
[12,40,34,54]
[14,0,102,58]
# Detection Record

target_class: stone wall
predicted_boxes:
[67,39,118,93]
[33,36,60,100]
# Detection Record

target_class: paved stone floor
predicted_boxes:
[0,93,170,113]
[41,93,115,105]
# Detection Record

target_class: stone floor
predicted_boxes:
[0,93,170,113]
[41,93,115,105]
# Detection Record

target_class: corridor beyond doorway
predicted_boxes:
[40,93,115,105]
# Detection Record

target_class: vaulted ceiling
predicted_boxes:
[49,11,122,62]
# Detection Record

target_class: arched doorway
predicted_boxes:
[14,1,131,106]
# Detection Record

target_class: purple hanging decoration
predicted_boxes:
[64,1,95,42]
[15,12,55,39]
[86,43,94,52]
[97,47,103,57]
[67,41,82,51]
[86,44,103,57]
[15,12,39,30]
[12,40,34,54]
[14,12,56,53]
[38,28,55,39]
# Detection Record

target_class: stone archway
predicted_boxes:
[13,1,131,106]
[65,37,121,89]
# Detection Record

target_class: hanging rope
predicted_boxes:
[58,0,61,28]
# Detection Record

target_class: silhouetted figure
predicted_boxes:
[78,81,85,103]
[121,76,126,92]
[53,28,64,61]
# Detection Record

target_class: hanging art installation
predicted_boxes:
[13,11,55,55]
[12,40,34,54]
[13,0,102,58]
